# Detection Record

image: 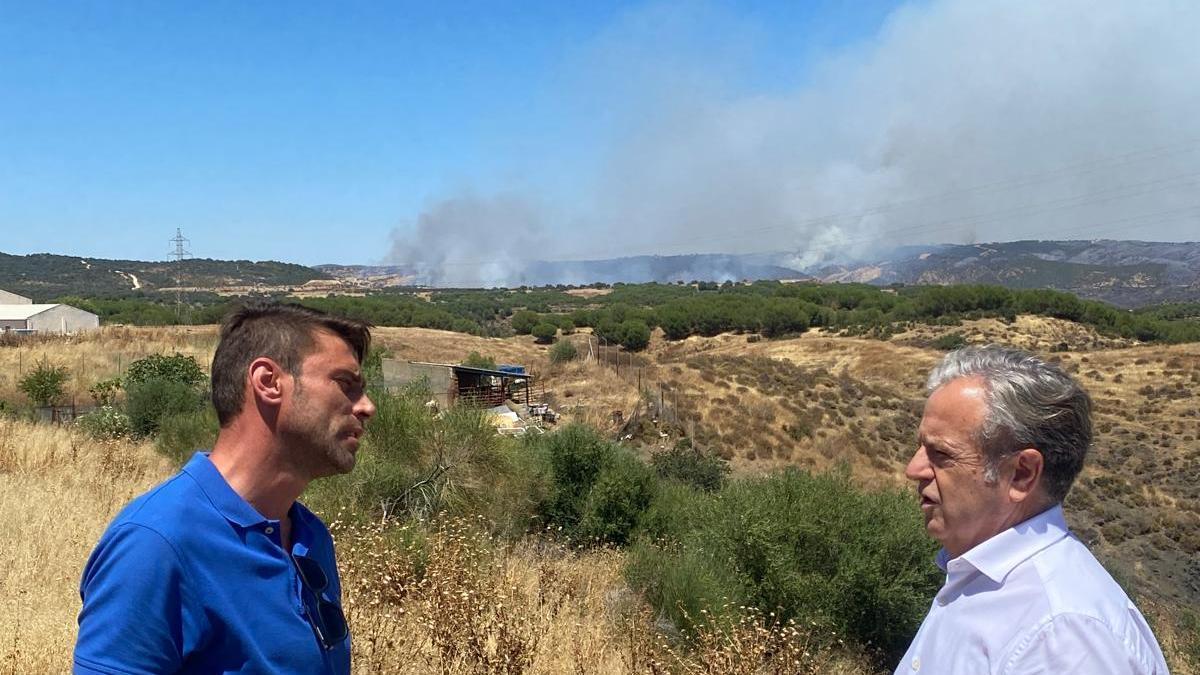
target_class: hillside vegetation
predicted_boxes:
[0,251,324,299]
[1,320,1198,673]
[40,281,1200,346]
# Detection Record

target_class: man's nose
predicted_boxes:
[905,446,932,482]
[355,393,377,420]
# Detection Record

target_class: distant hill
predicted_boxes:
[319,254,808,289]
[5,239,1196,308]
[814,240,1200,308]
[0,252,327,299]
[324,240,1198,307]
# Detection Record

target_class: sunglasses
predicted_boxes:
[291,553,349,651]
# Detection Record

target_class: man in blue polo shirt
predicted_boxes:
[75,303,376,674]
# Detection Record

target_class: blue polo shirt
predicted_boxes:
[75,453,351,674]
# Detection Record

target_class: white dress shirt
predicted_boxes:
[896,505,1169,674]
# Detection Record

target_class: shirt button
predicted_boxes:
[264,526,275,535]
[912,656,921,670]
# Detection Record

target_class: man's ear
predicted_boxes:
[1007,448,1044,503]
[247,357,287,407]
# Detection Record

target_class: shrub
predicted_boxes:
[305,385,535,532]
[77,405,132,440]
[461,351,497,370]
[555,316,576,334]
[531,322,558,344]
[88,376,123,406]
[510,310,540,335]
[548,340,578,364]
[156,406,219,465]
[637,480,704,541]
[626,538,747,632]
[123,353,206,388]
[931,333,967,351]
[363,344,393,384]
[650,446,729,492]
[18,359,69,407]
[619,319,651,351]
[626,467,940,667]
[577,452,656,545]
[534,424,613,531]
[125,377,206,438]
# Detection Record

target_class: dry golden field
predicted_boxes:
[0,421,870,674]
[1,319,1197,673]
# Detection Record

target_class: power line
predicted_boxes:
[168,228,191,262]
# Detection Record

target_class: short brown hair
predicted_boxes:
[211,302,371,426]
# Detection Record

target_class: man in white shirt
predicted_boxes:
[897,345,1169,674]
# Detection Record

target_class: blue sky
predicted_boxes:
[0,1,903,265]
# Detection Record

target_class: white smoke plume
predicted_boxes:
[389,0,1200,285]
[389,193,548,287]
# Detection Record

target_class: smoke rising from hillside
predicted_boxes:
[388,0,1200,286]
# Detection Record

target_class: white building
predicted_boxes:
[0,302,99,334]
[0,289,32,305]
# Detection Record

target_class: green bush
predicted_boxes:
[156,406,219,466]
[634,480,702,541]
[548,340,578,364]
[77,405,132,440]
[525,424,663,545]
[626,537,747,633]
[305,385,537,534]
[578,452,656,545]
[626,467,940,667]
[88,377,123,406]
[461,351,497,370]
[510,310,540,335]
[618,319,651,351]
[650,445,729,492]
[363,344,393,384]
[931,333,968,351]
[18,359,69,407]
[531,322,558,344]
[124,353,206,388]
[125,377,206,438]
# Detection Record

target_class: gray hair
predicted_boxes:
[926,345,1092,503]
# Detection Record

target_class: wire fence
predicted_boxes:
[570,334,697,447]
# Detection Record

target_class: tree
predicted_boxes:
[19,360,70,407]
[619,319,651,351]
[531,322,558,344]
[511,310,540,335]
[461,351,497,370]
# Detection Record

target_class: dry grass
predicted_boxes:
[0,419,170,671]
[335,517,872,675]
[0,326,217,403]
[0,417,872,674]
[2,320,1197,673]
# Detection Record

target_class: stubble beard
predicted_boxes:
[287,384,356,480]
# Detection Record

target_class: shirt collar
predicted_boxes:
[940,504,1071,584]
[182,452,272,529]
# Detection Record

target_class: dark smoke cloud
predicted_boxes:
[389,0,1200,286]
